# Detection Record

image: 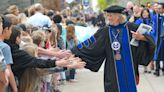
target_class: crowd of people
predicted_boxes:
[0,3,87,92]
[124,1,164,77]
[0,1,164,92]
[92,1,164,77]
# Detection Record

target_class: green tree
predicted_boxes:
[97,0,108,12]
[97,0,117,12]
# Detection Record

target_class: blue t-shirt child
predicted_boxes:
[0,49,6,71]
[0,41,13,65]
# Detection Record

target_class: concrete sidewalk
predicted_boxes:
[60,68,164,92]
[137,71,164,92]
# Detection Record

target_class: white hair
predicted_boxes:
[108,13,127,26]
[118,14,127,24]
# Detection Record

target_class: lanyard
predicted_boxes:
[111,29,122,52]
[112,29,121,41]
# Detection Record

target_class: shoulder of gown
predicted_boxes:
[71,26,109,72]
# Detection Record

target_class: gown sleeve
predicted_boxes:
[71,27,108,72]
[137,34,155,66]
[127,22,155,66]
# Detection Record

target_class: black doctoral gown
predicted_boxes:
[71,22,155,92]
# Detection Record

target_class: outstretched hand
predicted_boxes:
[67,57,86,69]
[55,57,70,67]
[55,56,86,69]
[56,50,72,59]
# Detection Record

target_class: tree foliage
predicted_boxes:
[97,0,108,12]
[97,0,119,12]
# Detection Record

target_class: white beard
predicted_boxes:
[108,20,119,26]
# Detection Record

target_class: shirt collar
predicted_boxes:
[35,12,43,15]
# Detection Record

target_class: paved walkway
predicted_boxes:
[60,67,164,92]
[60,26,164,92]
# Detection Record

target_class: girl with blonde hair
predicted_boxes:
[19,43,48,92]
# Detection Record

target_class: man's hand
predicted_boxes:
[67,57,86,69]
[131,31,147,41]
[55,58,69,67]
[55,56,86,69]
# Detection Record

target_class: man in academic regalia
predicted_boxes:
[71,5,155,92]
[151,3,164,76]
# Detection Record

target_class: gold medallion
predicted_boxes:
[115,53,121,60]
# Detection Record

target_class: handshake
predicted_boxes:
[54,50,86,69]
[56,56,86,69]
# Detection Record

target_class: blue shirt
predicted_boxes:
[26,12,52,27]
[0,50,6,71]
[0,41,13,65]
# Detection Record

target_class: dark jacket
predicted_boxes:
[9,44,56,80]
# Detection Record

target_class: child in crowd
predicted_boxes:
[66,24,78,82]
[0,49,9,92]
[0,16,8,92]
[19,43,39,92]
[0,16,18,92]
[19,43,49,92]
[31,29,60,92]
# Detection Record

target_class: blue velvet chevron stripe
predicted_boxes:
[89,36,96,44]
[77,43,83,49]
[84,40,89,47]
[77,36,96,49]
[108,24,137,92]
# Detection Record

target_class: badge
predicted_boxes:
[111,41,121,51]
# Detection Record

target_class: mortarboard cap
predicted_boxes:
[104,5,125,14]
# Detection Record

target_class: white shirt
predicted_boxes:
[26,12,52,27]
